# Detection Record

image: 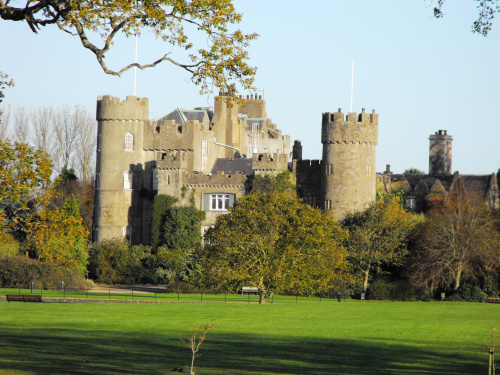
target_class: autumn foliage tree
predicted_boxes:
[0,139,54,243]
[195,191,349,303]
[341,194,418,295]
[0,1,258,98]
[31,194,89,275]
[409,181,500,292]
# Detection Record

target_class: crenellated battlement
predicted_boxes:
[252,153,289,173]
[96,95,149,121]
[322,108,378,145]
[156,150,191,170]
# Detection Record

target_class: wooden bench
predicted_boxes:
[487,297,500,303]
[6,295,42,303]
[241,287,259,295]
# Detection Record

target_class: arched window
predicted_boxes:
[123,171,133,190]
[122,225,131,241]
[124,132,134,151]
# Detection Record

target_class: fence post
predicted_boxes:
[155,292,156,302]
[201,292,203,302]
[86,288,88,299]
[132,288,134,300]
[109,289,111,300]
[272,295,273,304]
[248,294,250,304]
[178,292,180,302]
[296,293,298,303]
[31,281,34,295]
[225,293,226,303]
[18,286,20,296]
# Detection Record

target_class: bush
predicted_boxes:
[0,255,89,289]
[448,283,488,302]
[88,239,151,284]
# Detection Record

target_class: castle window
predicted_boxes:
[203,193,235,211]
[327,164,333,175]
[325,200,332,210]
[366,165,372,176]
[123,171,133,190]
[122,225,131,242]
[152,170,158,191]
[124,132,134,151]
[202,140,208,156]
[405,197,416,211]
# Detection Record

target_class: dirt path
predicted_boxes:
[91,284,170,294]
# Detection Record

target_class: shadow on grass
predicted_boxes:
[0,327,484,375]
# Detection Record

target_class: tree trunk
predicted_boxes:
[259,290,268,304]
[362,268,370,294]
[454,263,463,291]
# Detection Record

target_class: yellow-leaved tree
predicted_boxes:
[0,1,258,99]
[31,194,89,276]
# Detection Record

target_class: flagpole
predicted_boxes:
[350,58,354,112]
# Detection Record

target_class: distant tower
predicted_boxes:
[93,95,154,244]
[429,130,452,175]
[320,108,378,220]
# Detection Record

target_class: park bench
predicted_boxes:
[6,295,42,303]
[487,297,500,303]
[241,287,259,295]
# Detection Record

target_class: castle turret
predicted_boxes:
[429,130,452,175]
[93,95,154,244]
[320,108,378,219]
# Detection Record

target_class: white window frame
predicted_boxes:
[124,132,134,151]
[210,193,231,211]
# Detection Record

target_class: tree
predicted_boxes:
[0,71,14,138]
[0,139,54,243]
[247,171,296,196]
[409,181,500,292]
[404,167,425,175]
[341,194,418,295]
[31,194,89,275]
[195,191,349,303]
[87,239,150,284]
[0,71,13,108]
[151,195,204,282]
[0,1,258,98]
[434,0,500,36]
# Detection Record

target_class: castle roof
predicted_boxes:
[211,158,253,176]
[159,107,212,125]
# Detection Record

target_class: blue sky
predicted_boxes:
[1,1,499,174]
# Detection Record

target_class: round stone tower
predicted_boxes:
[93,95,152,244]
[320,108,378,220]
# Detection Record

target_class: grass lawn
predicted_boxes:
[0,297,498,374]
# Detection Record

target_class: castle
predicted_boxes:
[92,95,499,245]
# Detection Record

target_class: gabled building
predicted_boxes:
[377,130,500,212]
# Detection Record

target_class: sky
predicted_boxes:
[1,1,499,175]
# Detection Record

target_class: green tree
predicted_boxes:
[433,0,499,36]
[0,1,257,98]
[409,181,500,292]
[194,191,349,303]
[151,196,204,282]
[0,140,54,243]
[32,194,89,275]
[87,239,150,284]
[247,171,296,196]
[404,167,425,175]
[341,195,418,295]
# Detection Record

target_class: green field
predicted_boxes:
[0,296,498,374]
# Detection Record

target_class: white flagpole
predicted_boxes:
[350,58,354,112]
[133,33,138,96]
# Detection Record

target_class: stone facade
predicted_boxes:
[93,95,291,245]
[292,108,379,220]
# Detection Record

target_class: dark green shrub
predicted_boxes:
[0,255,88,289]
[448,283,488,302]
[87,239,151,284]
